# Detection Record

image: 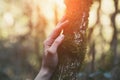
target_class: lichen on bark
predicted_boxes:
[51,0,92,80]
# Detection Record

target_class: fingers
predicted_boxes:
[49,20,68,39]
[47,34,64,54]
[44,20,68,47]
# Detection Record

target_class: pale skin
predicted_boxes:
[34,17,69,80]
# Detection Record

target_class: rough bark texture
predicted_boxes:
[51,0,92,80]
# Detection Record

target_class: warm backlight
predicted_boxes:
[55,0,65,8]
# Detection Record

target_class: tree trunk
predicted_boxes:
[111,0,118,65]
[91,42,95,73]
[51,0,92,80]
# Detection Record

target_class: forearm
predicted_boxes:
[34,68,53,80]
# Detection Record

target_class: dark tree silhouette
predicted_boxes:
[111,0,119,65]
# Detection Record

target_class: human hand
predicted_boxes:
[42,20,68,72]
[35,17,68,80]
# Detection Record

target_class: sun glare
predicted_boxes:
[55,0,66,20]
[40,0,66,36]
[55,0,65,8]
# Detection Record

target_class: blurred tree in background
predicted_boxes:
[0,0,120,80]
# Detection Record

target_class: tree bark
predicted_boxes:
[51,0,92,80]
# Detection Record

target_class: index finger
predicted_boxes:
[45,20,69,46]
[50,20,68,39]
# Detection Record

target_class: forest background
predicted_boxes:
[0,0,120,80]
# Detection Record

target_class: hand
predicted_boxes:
[34,17,68,80]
